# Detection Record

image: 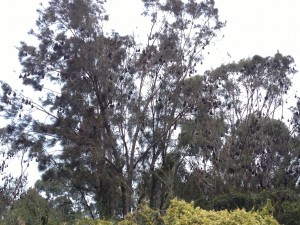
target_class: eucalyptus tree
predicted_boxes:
[209,53,297,191]
[177,53,297,195]
[0,0,224,218]
[288,98,300,186]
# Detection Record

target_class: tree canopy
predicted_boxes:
[0,0,299,224]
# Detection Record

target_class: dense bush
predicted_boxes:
[119,201,164,225]
[198,189,300,225]
[2,191,290,225]
[163,199,279,225]
[77,198,279,225]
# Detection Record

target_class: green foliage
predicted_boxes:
[0,193,286,225]
[119,199,279,225]
[1,0,299,223]
[209,192,255,211]
[75,218,114,225]
[0,188,83,225]
[2,188,49,225]
[279,201,300,225]
[188,189,300,225]
[266,189,300,225]
[163,199,279,225]
[0,0,225,217]
[119,201,164,225]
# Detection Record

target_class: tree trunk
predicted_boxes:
[149,168,157,208]
[121,174,133,217]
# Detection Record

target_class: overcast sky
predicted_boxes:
[0,0,300,187]
[1,0,299,86]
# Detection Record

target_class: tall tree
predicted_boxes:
[207,53,297,191]
[0,0,224,218]
[176,53,298,201]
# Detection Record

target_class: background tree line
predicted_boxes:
[0,0,299,224]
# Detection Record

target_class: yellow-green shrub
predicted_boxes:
[119,201,164,225]
[120,198,279,225]
[73,198,280,225]
[163,199,279,225]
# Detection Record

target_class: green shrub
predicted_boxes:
[200,189,300,224]
[278,201,300,225]
[119,201,164,225]
[2,198,280,225]
[120,198,279,225]
[163,199,279,225]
